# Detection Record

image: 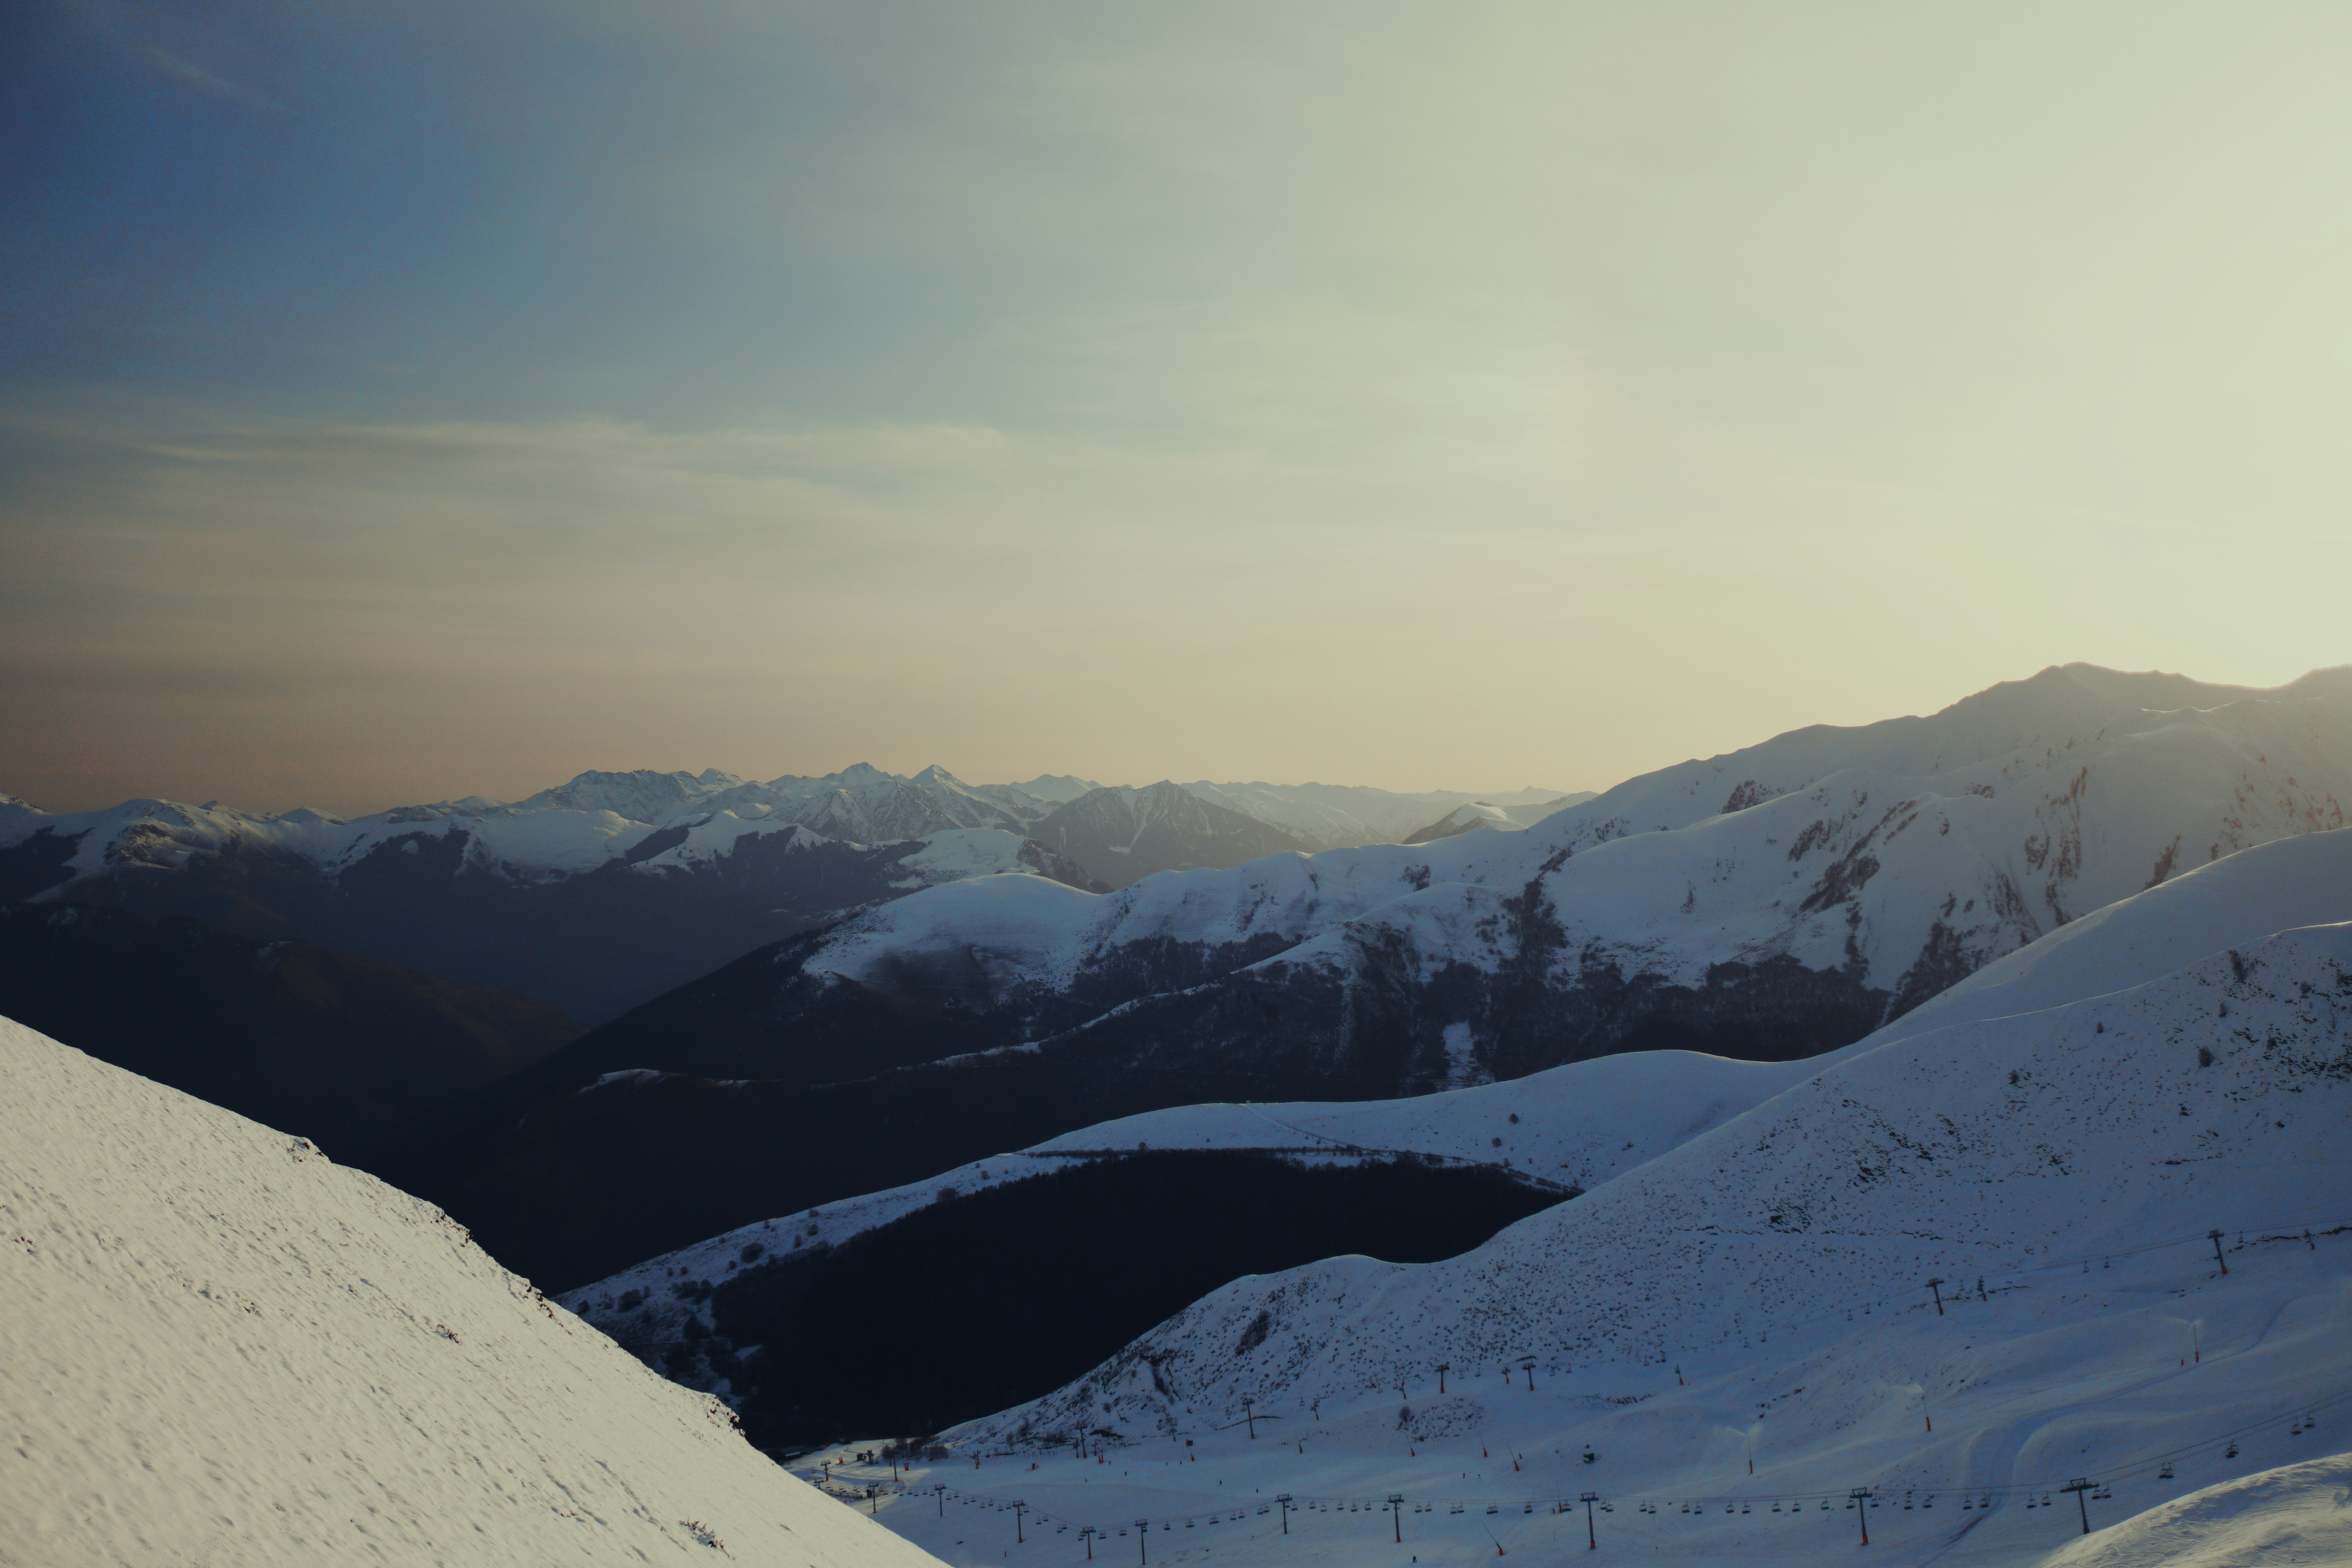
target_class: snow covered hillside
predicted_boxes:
[861,853,2352,1566]
[731,664,2352,1100]
[0,1015,941,1568]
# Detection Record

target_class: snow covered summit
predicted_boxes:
[0,1014,940,1568]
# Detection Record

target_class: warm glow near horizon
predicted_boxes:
[6,4,2351,816]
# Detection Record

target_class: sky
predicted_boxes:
[5,1,2352,815]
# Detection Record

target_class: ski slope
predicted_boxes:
[0,1016,943,1568]
[831,833,2352,1566]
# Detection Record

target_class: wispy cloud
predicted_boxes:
[62,0,269,106]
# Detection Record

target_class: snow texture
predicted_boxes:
[0,1017,942,1568]
[2040,1448,2352,1567]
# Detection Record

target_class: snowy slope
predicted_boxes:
[859,882,2352,1566]
[2040,1449,2352,1567]
[0,1015,940,1568]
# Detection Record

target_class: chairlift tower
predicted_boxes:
[1276,1494,1295,1534]
[1519,1355,1538,1390]
[1579,1491,1601,1550]
[1850,1488,1874,1546]
[2062,1479,2098,1536]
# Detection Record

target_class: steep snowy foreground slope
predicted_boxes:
[0,1016,941,1568]
[844,846,2352,1566]
[2042,1451,2352,1567]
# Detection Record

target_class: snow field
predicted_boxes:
[0,1016,943,1568]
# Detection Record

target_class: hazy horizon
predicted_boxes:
[8,4,2350,814]
[13,656,2350,820]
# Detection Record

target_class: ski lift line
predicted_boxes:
[914,1381,2348,1527]
[1298,1211,2352,1402]
[1653,1212,2352,1354]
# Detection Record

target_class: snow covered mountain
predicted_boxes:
[0,1015,943,1568]
[0,760,1574,1019]
[1027,781,1319,889]
[995,773,1103,805]
[864,829,2352,1568]
[0,783,1101,1022]
[592,662,2352,1089]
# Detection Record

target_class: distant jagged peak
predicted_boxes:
[907,763,973,790]
[1948,661,2352,724]
[517,768,715,815]
[996,773,1105,804]
[808,760,895,788]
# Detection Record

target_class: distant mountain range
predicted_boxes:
[360,664,2352,1288]
[0,768,1573,1019]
